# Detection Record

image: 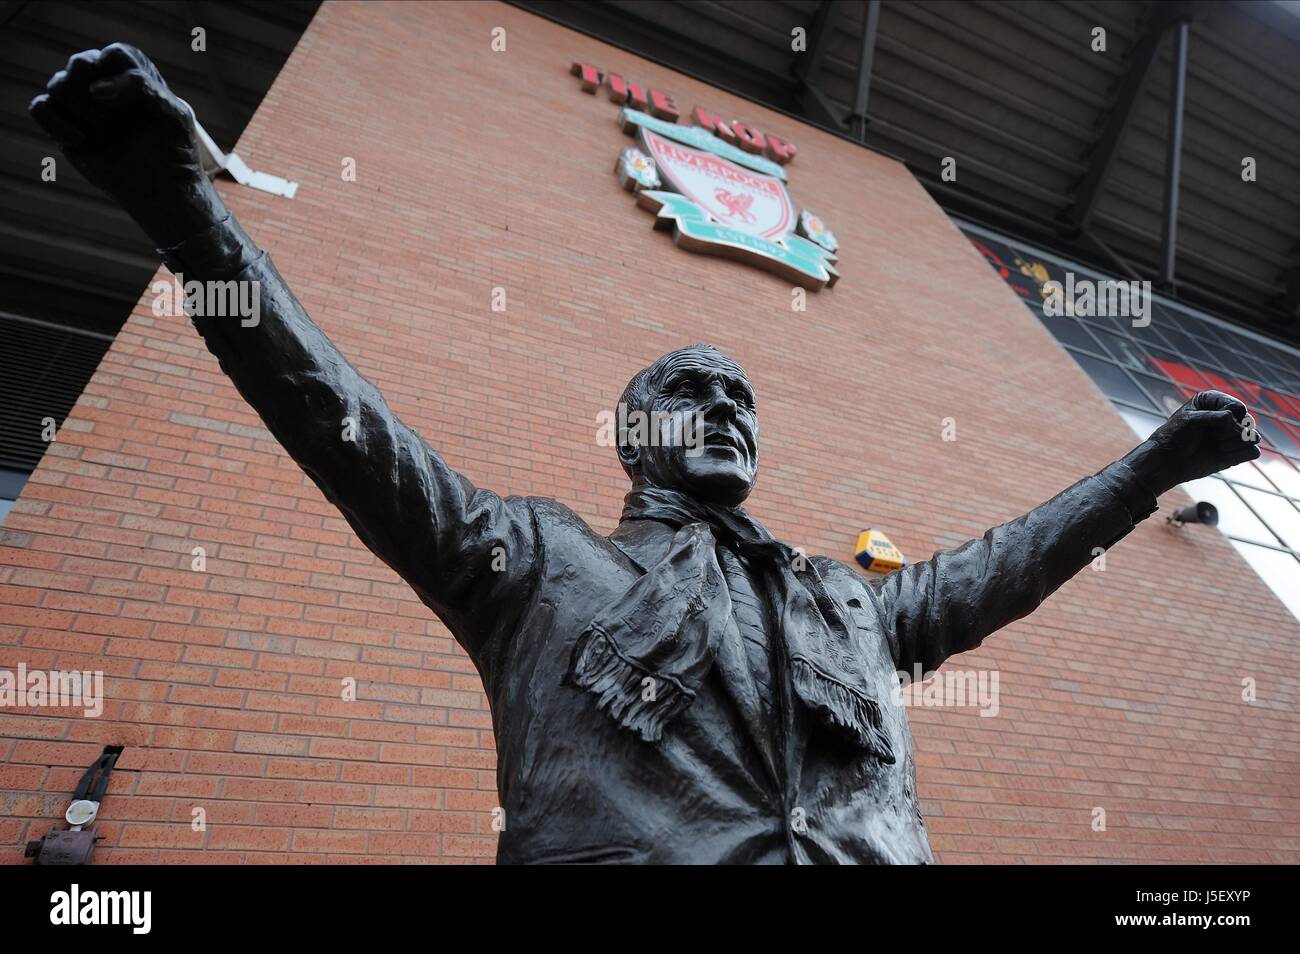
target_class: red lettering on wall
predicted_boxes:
[730,120,766,155]
[570,61,603,93]
[605,73,647,110]
[570,62,799,159]
[648,89,679,122]
[764,133,796,165]
[690,106,736,144]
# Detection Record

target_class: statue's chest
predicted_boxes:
[715,547,779,719]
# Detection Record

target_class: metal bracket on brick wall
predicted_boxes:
[187,101,299,199]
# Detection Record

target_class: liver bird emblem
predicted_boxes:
[714,188,756,224]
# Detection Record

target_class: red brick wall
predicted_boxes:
[2,0,1297,864]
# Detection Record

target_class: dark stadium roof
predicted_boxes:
[0,0,319,336]
[514,0,1300,348]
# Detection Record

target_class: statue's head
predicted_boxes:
[618,344,759,507]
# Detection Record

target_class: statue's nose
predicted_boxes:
[702,386,737,421]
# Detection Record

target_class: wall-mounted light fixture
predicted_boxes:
[1167,502,1218,528]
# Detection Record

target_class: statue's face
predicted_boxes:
[626,349,759,506]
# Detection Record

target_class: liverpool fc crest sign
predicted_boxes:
[641,129,793,240]
[617,110,839,291]
[572,62,839,291]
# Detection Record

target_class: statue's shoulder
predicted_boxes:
[522,495,617,550]
[811,554,875,602]
[516,496,648,584]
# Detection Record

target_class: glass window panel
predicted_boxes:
[1252,363,1296,395]
[1041,313,1107,354]
[1263,369,1294,395]
[1260,388,1300,425]
[1227,540,1300,621]
[1127,319,1175,352]
[1155,326,1220,367]
[1263,344,1300,371]
[1257,453,1300,498]
[1222,459,1278,491]
[1116,407,1165,440]
[1130,372,1191,417]
[1160,360,1256,404]
[1203,331,1257,362]
[1172,348,1233,382]
[1233,333,1271,359]
[1248,374,1300,413]
[1088,330,1126,365]
[1184,327,1227,352]
[1152,305,1208,341]
[1179,477,1278,546]
[1089,328,1149,372]
[1215,349,1263,380]
[1271,364,1300,392]
[1069,352,1158,410]
[1255,415,1300,458]
[1190,319,1242,349]
[1076,305,1133,338]
[1278,372,1300,397]
[1235,487,1300,550]
[1140,346,1216,393]
[1220,331,1260,357]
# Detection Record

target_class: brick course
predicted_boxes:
[1,0,1297,863]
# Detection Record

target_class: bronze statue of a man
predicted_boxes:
[31,45,1262,864]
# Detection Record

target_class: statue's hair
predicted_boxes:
[616,344,747,478]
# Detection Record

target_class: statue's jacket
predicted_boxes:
[169,227,1159,864]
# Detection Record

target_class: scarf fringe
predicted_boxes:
[791,657,896,764]
[568,626,695,743]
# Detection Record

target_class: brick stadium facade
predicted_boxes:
[2,1,1297,863]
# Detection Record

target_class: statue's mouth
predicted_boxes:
[703,429,747,458]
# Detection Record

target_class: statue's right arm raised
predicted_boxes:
[31,44,538,662]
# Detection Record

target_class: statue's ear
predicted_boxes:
[618,439,640,473]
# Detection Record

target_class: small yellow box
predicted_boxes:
[854,529,905,573]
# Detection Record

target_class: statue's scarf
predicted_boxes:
[565,486,895,763]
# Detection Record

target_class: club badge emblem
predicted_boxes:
[615,108,839,291]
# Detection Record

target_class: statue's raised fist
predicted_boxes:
[1126,389,1263,496]
[30,44,220,247]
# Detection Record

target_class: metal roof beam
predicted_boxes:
[1082,228,1144,283]
[847,0,880,141]
[802,82,848,130]
[794,0,842,84]
[793,0,849,130]
[1158,16,1192,291]
[1067,2,1187,229]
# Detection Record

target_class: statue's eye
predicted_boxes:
[675,380,695,395]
